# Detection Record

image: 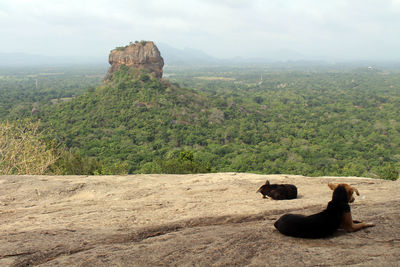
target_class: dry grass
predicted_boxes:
[0,120,59,175]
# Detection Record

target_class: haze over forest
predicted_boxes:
[1,0,400,64]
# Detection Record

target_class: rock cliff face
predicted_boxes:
[104,41,164,80]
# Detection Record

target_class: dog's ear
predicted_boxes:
[265,180,270,185]
[351,187,360,196]
[328,183,338,190]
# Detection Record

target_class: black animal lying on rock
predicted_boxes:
[274,183,375,238]
[257,180,297,200]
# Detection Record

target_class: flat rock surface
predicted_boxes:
[0,173,399,266]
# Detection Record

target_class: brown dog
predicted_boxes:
[274,183,374,238]
[328,183,375,232]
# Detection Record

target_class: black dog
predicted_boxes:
[274,184,374,238]
[257,180,297,200]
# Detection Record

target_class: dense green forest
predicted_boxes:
[0,64,399,179]
[0,66,105,119]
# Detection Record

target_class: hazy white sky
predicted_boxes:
[1,0,400,61]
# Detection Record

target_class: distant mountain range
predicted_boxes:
[2,45,399,67]
[0,44,308,67]
[157,43,308,65]
[157,43,219,65]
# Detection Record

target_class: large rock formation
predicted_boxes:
[104,41,164,80]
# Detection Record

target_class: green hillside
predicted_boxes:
[39,66,216,174]
[36,65,400,179]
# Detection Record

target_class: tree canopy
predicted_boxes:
[1,65,399,179]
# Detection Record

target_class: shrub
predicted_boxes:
[50,149,129,175]
[50,149,103,175]
[157,151,211,174]
[378,163,399,181]
[0,120,59,175]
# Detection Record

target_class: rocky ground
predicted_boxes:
[0,173,399,266]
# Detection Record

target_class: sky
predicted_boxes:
[1,0,400,61]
